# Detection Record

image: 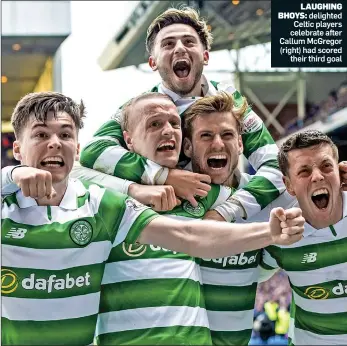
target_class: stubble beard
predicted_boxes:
[190,152,205,176]
[160,64,204,97]
[191,151,239,187]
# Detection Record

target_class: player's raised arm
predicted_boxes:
[138,207,305,258]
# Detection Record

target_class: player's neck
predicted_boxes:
[36,179,68,206]
[223,171,239,189]
[167,77,204,98]
[182,81,204,98]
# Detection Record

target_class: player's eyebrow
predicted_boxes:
[60,124,74,130]
[161,34,197,42]
[296,164,310,171]
[31,123,47,130]
[31,123,74,131]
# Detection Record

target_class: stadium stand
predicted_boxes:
[251,272,291,344]
[2,1,346,343]
[1,1,70,164]
[285,80,347,135]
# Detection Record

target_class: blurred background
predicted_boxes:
[2,1,347,344]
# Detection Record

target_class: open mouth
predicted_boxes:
[173,60,191,78]
[311,188,330,209]
[207,155,228,170]
[157,142,175,152]
[41,156,65,168]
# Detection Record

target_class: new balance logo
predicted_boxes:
[5,228,27,239]
[301,252,317,263]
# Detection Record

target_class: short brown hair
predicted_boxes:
[183,91,248,139]
[278,130,339,176]
[146,6,213,54]
[121,92,174,132]
[11,91,86,138]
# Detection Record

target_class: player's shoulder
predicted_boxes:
[209,183,233,195]
[238,172,253,187]
[75,179,127,214]
[202,183,233,208]
[204,183,221,201]
[150,84,160,92]
[210,80,236,93]
[92,183,127,211]
[210,80,247,109]
[270,191,297,209]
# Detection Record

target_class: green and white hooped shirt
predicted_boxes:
[1,179,158,345]
[261,192,347,345]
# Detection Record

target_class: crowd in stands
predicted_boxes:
[286,80,347,135]
[250,271,291,345]
[309,80,347,122]
[319,80,347,119]
[1,132,17,168]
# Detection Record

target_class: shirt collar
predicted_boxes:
[157,74,213,101]
[16,179,87,210]
[303,191,347,237]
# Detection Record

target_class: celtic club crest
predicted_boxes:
[182,201,205,217]
[70,220,93,246]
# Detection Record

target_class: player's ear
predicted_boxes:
[238,134,243,156]
[183,138,193,158]
[75,143,80,161]
[123,131,134,151]
[203,50,209,66]
[283,176,295,196]
[149,56,158,71]
[13,141,22,161]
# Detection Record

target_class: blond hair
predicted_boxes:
[183,91,248,139]
[146,6,213,54]
[121,92,173,132]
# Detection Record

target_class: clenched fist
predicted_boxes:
[269,207,305,245]
[128,183,181,211]
[12,166,56,199]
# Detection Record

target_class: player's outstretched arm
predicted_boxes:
[138,207,305,258]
